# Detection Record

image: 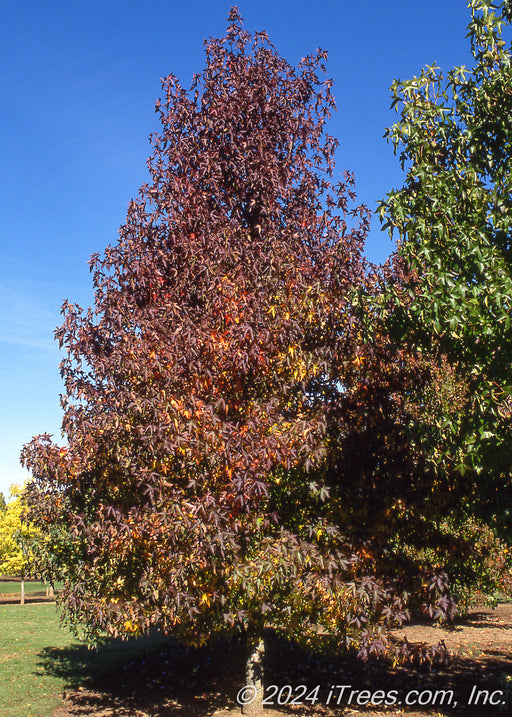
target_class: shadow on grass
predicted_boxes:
[37,627,512,716]
[38,632,243,716]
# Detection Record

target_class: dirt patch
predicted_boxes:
[52,604,512,717]
[391,602,512,658]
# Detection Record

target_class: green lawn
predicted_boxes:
[0,603,78,717]
[0,602,171,717]
[0,581,50,596]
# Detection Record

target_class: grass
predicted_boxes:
[2,601,512,717]
[0,603,77,717]
[0,602,170,717]
[0,580,50,596]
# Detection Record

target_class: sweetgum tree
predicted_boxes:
[21,9,456,708]
[380,0,512,533]
[21,9,376,707]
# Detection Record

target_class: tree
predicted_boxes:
[0,485,29,576]
[21,9,379,710]
[21,8,477,708]
[380,0,512,533]
[0,484,41,603]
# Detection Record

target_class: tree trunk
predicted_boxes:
[20,579,25,605]
[241,630,265,715]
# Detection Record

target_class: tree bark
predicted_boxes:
[242,630,265,715]
[20,579,25,605]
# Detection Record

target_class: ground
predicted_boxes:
[50,603,512,717]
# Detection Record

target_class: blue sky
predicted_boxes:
[0,0,474,498]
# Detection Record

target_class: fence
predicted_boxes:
[0,576,55,604]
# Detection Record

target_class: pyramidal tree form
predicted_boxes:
[21,8,376,708]
[20,8,475,703]
[380,0,512,532]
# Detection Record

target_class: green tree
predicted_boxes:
[380,0,512,532]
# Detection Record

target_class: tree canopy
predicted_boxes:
[23,5,377,655]
[0,484,38,577]
[380,0,512,532]
[20,5,512,709]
